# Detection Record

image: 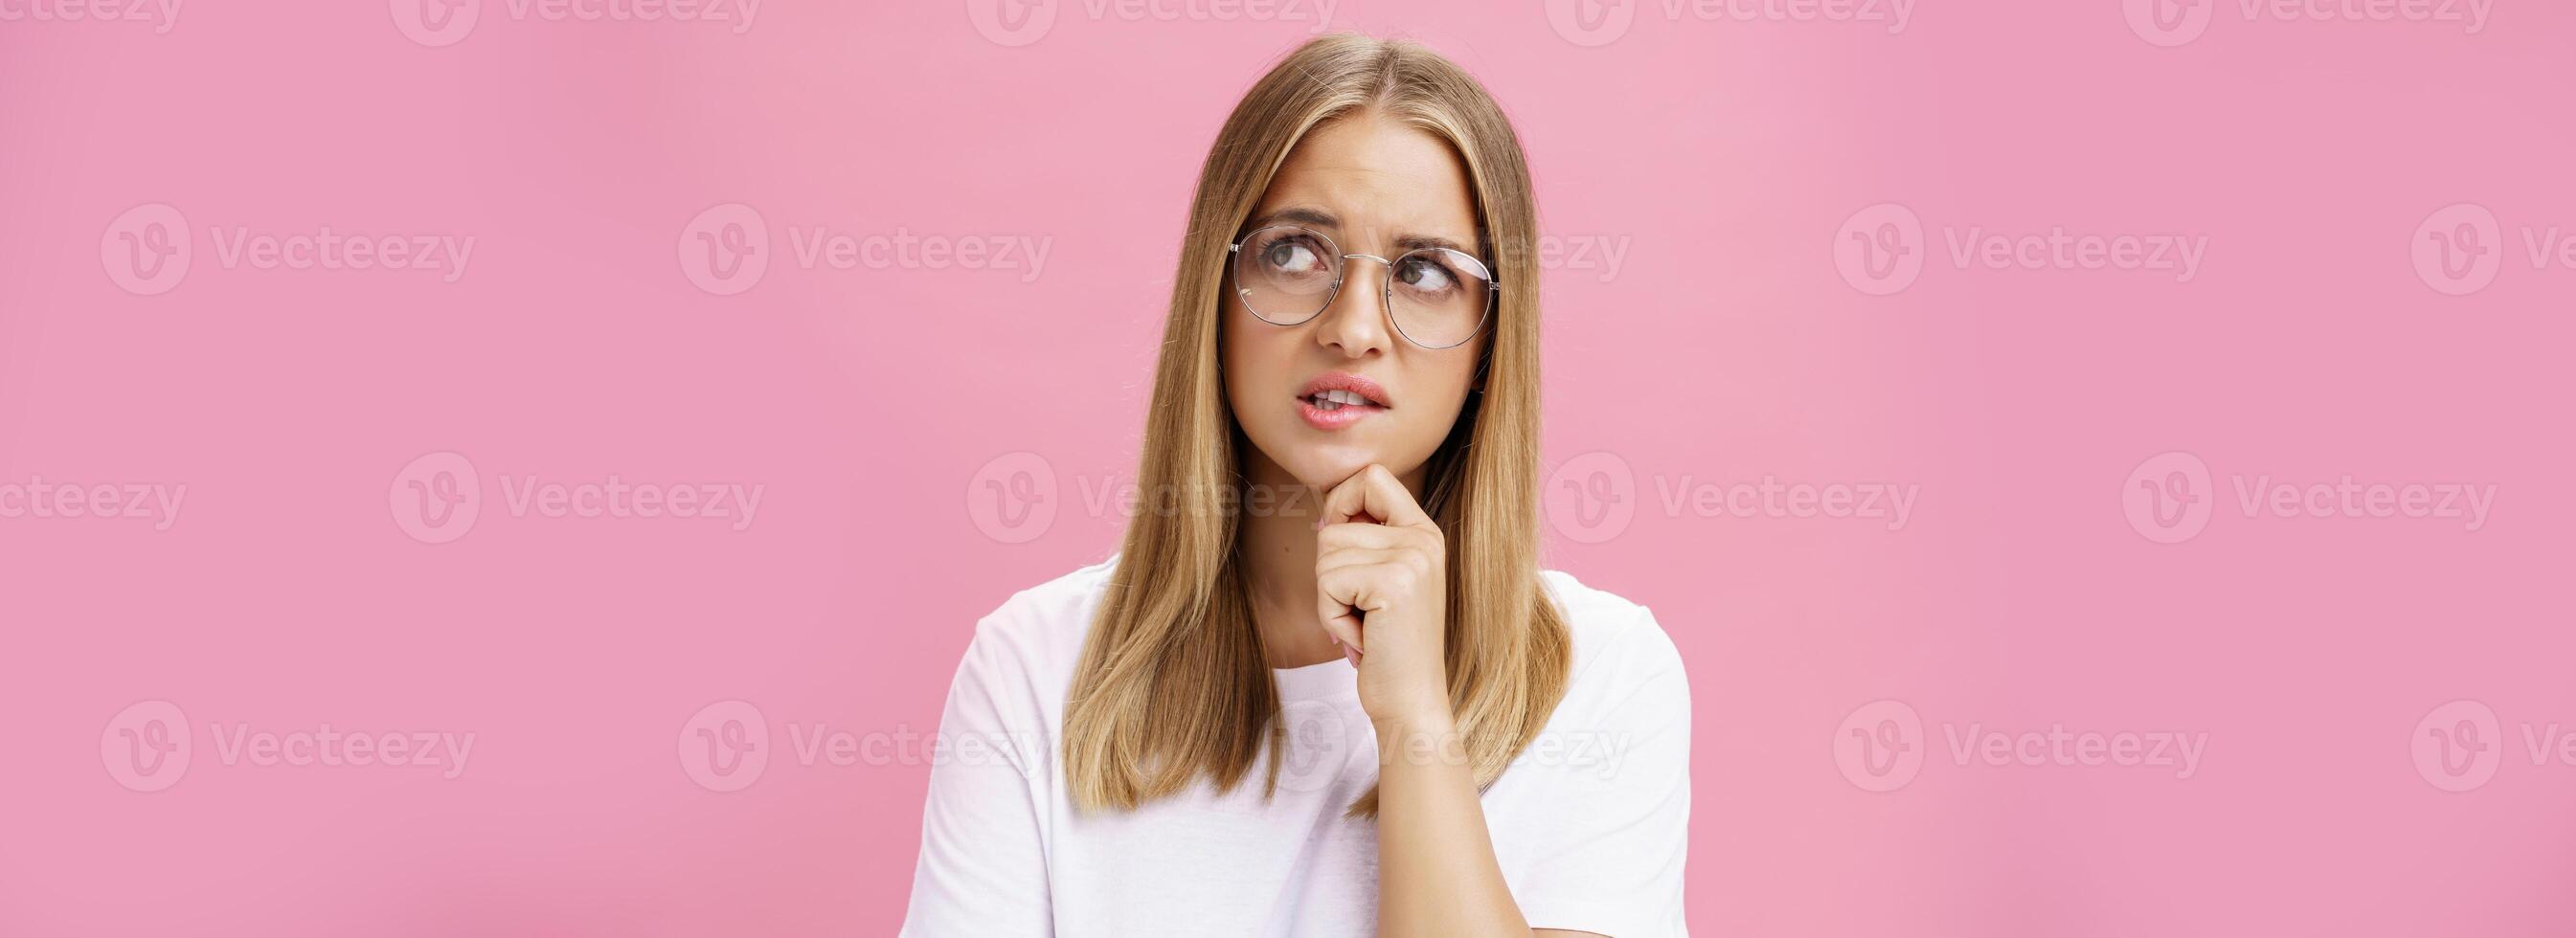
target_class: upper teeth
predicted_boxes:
[1315,389,1368,406]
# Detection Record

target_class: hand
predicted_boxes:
[1315,463,1453,728]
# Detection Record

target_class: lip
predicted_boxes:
[1296,370,1390,432]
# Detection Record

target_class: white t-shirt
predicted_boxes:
[898,553,1691,937]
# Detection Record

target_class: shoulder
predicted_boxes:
[951,552,1122,706]
[1537,568,1690,712]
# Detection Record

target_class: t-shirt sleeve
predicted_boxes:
[897,614,1054,937]
[1500,605,1692,938]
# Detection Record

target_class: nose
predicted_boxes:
[1314,254,1394,358]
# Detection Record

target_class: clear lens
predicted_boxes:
[1233,227,1339,324]
[1388,247,1494,348]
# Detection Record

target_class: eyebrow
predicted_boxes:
[1248,206,1480,258]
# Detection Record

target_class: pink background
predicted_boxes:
[5,1,2573,934]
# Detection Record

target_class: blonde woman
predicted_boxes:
[902,33,1691,937]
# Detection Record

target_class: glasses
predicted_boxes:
[1227,225,1498,350]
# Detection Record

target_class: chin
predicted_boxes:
[1286,441,1412,490]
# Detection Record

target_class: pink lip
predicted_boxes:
[1296,371,1391,432]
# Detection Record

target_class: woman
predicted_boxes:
[902,33,1691,937]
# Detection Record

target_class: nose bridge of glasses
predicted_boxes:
[1327,252,1403,331]
[1334,253,1400,306]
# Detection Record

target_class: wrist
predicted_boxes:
[1372,708,1467,770]
[1368,695,1457,737]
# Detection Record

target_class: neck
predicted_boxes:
[1237,453,1430,670]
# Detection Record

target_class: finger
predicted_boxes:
[1317,546,1409,576]
[1321,464,1435,530]
[1315,565,1371,653]
[1317,521,1412,551]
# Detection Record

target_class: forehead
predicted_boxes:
[1253,114,1480,248]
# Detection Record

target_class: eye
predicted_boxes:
[1260,238,1325,276]
[1393,255,1457,294]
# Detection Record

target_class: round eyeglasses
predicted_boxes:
[1227,225,1497,350]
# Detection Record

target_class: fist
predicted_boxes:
[1315,464,1453,726]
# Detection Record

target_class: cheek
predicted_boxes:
[1220,313,1281,410]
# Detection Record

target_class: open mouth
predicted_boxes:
[1299,389,1384,412]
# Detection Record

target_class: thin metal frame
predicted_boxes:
[1227,224,1497,350]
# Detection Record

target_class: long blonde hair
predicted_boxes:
[1061,33,1570,818]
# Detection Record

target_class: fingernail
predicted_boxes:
[1343,645,1361,665]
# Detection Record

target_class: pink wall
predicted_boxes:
[5,1,2573,934]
